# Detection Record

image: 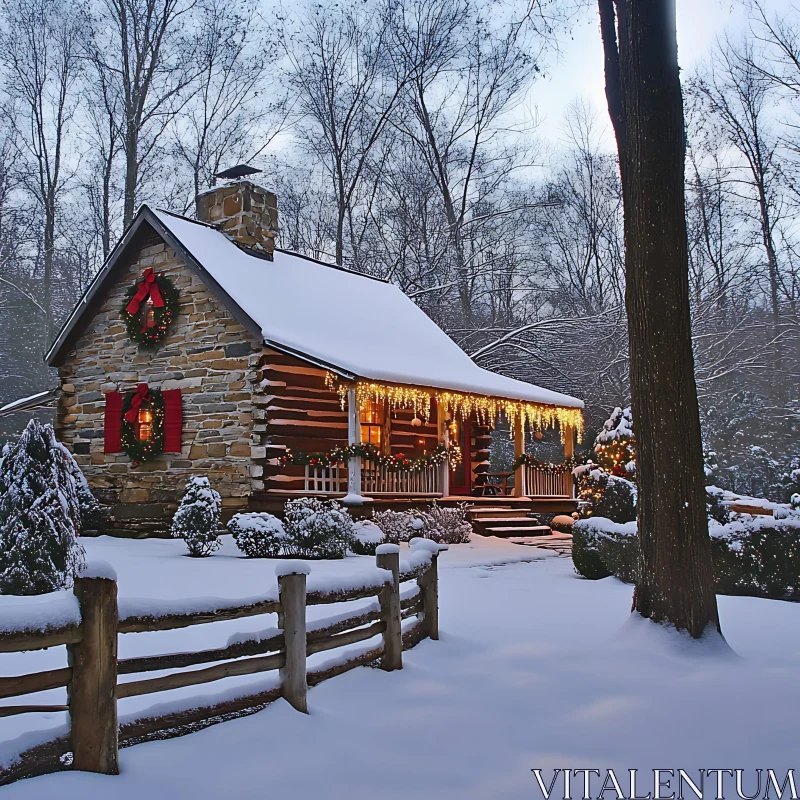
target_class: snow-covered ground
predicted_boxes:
[3,535,800,798]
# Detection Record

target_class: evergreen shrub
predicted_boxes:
[171,477,222,557]
[229,513,287,558]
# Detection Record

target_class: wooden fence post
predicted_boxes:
[68,573,119,775]
[278,568,308,713]
[376,546,402,670]
[420,552,439,641]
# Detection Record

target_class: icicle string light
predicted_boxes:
[325,373,583,442]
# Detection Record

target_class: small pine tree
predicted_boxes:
[56,442,103,533]
[171,477,222,557]
[594,407,636,478]
[0,419,87,595]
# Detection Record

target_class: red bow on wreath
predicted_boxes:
[124,384,150,424]
[126,268,165,316]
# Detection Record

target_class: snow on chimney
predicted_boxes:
[196,165,278,258]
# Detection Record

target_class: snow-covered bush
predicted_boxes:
[283,497,354,559]
[706,486,732,524]
[350,519,385,556]
[171,477,222,557]
[574,513,800,601]
[572,518,638,582]
[0,419,86,595]
[371,509,417,544]
[373,504,472,544]
[229,513,287,558]
[425,502,472,544]
[577,468,637,523]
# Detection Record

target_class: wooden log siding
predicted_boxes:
[255,349,348,494]
[0,553,440,786]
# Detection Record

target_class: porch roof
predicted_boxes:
[151,210,584,410]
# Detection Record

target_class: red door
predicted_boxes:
[449,417,472,495]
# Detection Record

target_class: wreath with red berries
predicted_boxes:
[121,268,180,347]
[121,386,165,466]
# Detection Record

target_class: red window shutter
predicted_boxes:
[104,391,123,453]
[163,389,183,453]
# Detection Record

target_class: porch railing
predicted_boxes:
[304,463,346,493]
[362,462,441,495]
[303,460,442,495]
[522,466,575,498]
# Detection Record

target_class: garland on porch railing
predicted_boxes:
[510,454,582,474]
[281,442,462,472]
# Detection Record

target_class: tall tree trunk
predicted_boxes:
[43,196,55,346]
[123,121,138,228]
[599,0,719,637]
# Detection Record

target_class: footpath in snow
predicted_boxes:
[3,536,800,799]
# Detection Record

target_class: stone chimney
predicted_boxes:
[196,170,278,258]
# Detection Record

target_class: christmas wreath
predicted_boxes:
[121,268,180,347]
[121,384,165,465]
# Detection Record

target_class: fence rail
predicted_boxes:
[0,544,442,786]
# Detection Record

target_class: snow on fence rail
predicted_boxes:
[0,543,443,786]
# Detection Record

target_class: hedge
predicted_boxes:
[573,514,800,601]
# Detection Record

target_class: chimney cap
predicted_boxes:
[214,164,263,180]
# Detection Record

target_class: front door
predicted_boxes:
[448,417,472,495]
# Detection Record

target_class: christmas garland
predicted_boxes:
[282,442,462,471]
[121,386,165,466]
[121,268,180,347]
[510,454,581,474]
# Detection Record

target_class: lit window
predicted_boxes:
[360,400,382,448]
[141,297,156,329]
[137,406,153,442]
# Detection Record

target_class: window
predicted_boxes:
[360,399,383,448]
[140,297,156,330]
[137,405,153,442]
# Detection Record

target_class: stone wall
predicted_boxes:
[56,224,263,536]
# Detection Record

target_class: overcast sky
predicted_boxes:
[531,0,794,145]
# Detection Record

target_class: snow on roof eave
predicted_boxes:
[0,388,59,417]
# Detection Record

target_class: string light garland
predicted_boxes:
[511,454,581,474]
[282,442,462,471]
[325,373,583,441]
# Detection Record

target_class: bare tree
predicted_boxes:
[281,0,407,267]
[691,39,785,326]
[598,0,720,637]
[89,0,201,226]
[172,0,289,214]
[389,0,546,324]
[0,0,83,344]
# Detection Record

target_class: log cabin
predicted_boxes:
[22,171,584,536]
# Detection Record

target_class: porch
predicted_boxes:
[263,376,580,514]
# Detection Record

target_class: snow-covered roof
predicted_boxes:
[149,210,583,409]
[0,388,58,417]
[45,205,582,409]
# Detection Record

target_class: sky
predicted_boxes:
[531,0,795,145]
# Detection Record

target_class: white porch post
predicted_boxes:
[437,405,450,497]
[343,385,365,505]
[513,416,525,497]
[563,424,575,497]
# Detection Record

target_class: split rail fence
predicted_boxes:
[0,545,441,785]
